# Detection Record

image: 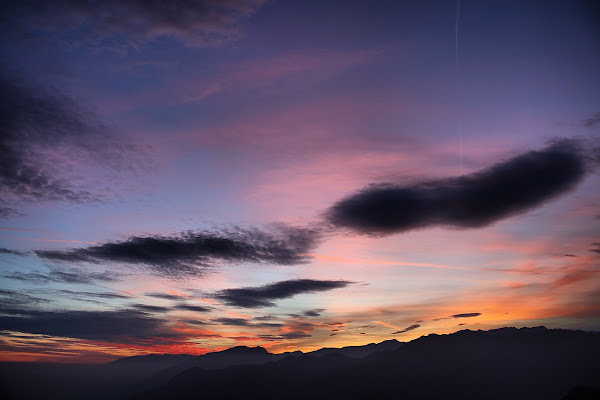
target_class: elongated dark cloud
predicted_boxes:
[303,309,325,317]
[132,304,171,313]
[0,247,27,256]
[393,324,420,334]
[213,317,251,326]
[327,140,588,235]
[215,279,353,308]
[36,226,320,278]
[173,304,211,313]
[143,292,187,300]
[3,0,266,46]
[4,268,120,284]
[452,312,481,318]
[0,70,146,217]
[0,308,168,342]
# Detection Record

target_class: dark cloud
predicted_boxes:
[50,289,129,300]
[589,243,600,255]
[3,0,266,47]
[280,331,312,340]
[253,321,284,328]
[0,205,23,218]
[143,292,186,301]
[327,140,588,235]
[583,112,600,128]
[36,226,320,278]
[180,319,208,325]
[4,267,120,284]
[393,324,420,334]
[213,317,250,326]
[173,304,211,313]
[303,309,325,317]
[0,288,43,306]
[132,304,171,313]
[0,70,147,217]
[0,308,169,342]
[254,314,277,321]
[0,247,27,256]
[451,313,481,318]
[214,279,353,308]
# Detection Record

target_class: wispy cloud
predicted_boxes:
[36,225,320,278]
[583,112,600,128]
[0,70,147,217]
[393,324,420,334]
[3,0,267,47]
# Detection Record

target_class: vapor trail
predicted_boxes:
[455,0,463,174]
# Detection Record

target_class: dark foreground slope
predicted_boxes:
[135,327,600,400]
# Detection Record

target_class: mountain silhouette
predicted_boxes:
[1,327,598,400]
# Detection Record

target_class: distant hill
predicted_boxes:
[1,327,598,400]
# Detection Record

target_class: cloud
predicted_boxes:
[0,289,43,307]
[393,324,420,334]
[303,309,325,317]
[0,206,23,218]
[451,313,482,318]
[173,304,211,313]
[215,278,353,308]
[213,317,250,326]
[583,112,600,128]
[4,267,120,284]
[0,70,146,217]
[326,140,588,235]
[0,308,169,342]
[131,304,171,313]
[0,247,27,256]
[3,0,266,47]
[36,226,320,278]
[143,292,188,300]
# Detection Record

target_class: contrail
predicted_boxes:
[455,0,463,175]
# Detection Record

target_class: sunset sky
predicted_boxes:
[1,0,599,363]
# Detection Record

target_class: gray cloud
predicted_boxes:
[173,304,211,313]
[393,324,420,334]
[0,308,169,342]
[213,317,250,326]
[3,0,266,47]
[0,247,27,256]
[143,292,187,300]
[0,70,147,217]
[451,313,482,318]
[583,112,600,128]
[215,279,353,308]
[4,267,120,284]
[36,226,320,278]
[327,140,588,236]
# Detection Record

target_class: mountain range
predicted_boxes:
[1,327,598,400]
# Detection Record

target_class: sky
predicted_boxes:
[0,0,599,363]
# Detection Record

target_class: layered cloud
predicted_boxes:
[3,0,266,46]
[214,278,353,308]
[327,140,589,235]
[0,308,169,342]
[4,267,120,285]
[36,226,320,278]
[0,70,146,217]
